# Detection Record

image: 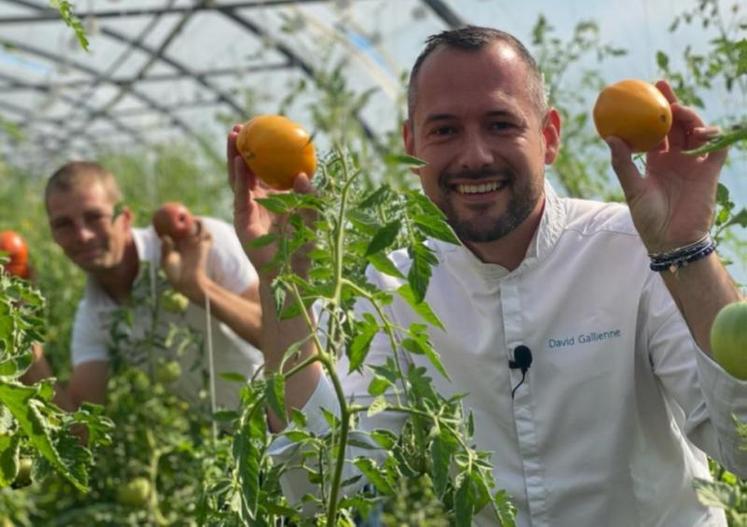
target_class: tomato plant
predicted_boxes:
[0,2,745,524]
[229,147,515,525]
[0,271,112,496]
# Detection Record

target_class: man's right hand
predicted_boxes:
[227,123,316,278]
[227,124,323,429]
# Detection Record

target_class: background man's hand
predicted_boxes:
[160,221,212,302]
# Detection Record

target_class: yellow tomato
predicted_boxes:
[236,115,316,190]
[593,79,672,153]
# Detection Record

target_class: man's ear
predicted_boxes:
[542,108,562,164]
[117,205,133,229]
[402,120,420,175]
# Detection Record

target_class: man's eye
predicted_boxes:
[431,126,456,137]
[490,122,514,131]
[51,220,73,230]
[84,212,109,224]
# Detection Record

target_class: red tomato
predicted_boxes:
[152,203,195,240]
[0,230,30,278]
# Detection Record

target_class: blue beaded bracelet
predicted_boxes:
[649,235,717,273]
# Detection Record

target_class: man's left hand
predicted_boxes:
[606,80,728,254]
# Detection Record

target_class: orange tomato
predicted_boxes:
[236,115,316,190]
[593,79,673,153]
[0,230,30,279]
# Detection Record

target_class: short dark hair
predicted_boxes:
[45,161,122,209]
[407,26,547,120]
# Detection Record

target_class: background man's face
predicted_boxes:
[404,42,558,244]
[47,181,130,273]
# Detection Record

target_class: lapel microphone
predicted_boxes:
[510,345,533,398]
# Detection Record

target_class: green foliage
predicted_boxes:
[0,1,744,524]
[701,435,747,527]
[244,148,516,525]
[531,16,627,200]
[50,0,89,51]
[0,271,111,497]
[665,0,747,104]
[685,123,747,156]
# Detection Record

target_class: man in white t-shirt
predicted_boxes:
[43,160,262,410]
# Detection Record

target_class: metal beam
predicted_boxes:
[0,71,146,148]
[220,8,383,149]
[422,0,466,28]
[0,37,208,152]
[0,0,342,24]
[4,0,230,160]
[0,62,291,91]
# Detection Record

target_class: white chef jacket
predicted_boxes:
[272,183,747,526]
[71,217,263,409]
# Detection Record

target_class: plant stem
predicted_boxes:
[145,429,168,526]
[321,353,350,527]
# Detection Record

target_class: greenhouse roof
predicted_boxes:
[0,0,466,172]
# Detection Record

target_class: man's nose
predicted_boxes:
[457,130,494,171]
[72,221,96,243]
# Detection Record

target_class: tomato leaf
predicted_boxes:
[383,153,427,167]
[354,458,394,495]
[0,351,33,378]
[407,242,437,304]
[431,433,454,497]
[397,284,444,330]
[234,400,266,519]
[402,328,450,381]
[264,374,286,426]
[412,213,460,245]
[366,252,405,279]
[346,314,379,372]
[684,123,747,155]
[0,381,88,491]
[367,395,388,417]
[455,474,475,527]
[0,433,20,488]
[358,186,393,209]
[493,490,517,527]
[246,233,278,249]
[365,221,402,256]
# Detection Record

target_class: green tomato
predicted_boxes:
[117,477,152,508]
[155,360,182,384]
[160,290,190,314]
[710,301,747,380]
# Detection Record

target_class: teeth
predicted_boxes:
[455,181,505,194]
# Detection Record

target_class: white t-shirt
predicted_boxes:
[273,183,747,526]
[71,217,263,409]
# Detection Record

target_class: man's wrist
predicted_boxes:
[178,273,211,304]
[649,234,716,273]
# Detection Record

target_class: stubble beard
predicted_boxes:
[437,169,542,243]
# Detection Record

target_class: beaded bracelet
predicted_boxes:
[649,234,717,273]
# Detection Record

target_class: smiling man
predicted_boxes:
[227,26,747,526]
[43,161,263,411]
